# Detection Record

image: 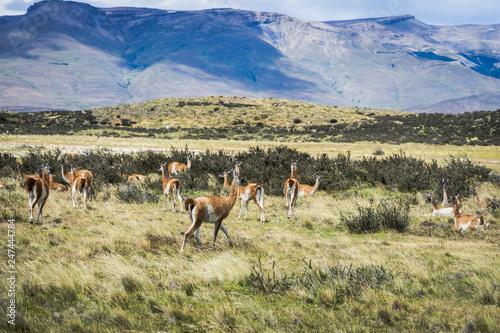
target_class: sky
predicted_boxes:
[1,0,499,26]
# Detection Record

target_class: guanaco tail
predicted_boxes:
[18,164,51,224]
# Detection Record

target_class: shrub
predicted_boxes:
[0,152,18,177]
[115,184,159,204]
[19,147,63,182]
[341,199,410,233]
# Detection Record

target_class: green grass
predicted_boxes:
[0,161,499,332]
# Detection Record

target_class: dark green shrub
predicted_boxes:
[341,199,411,233]
[341,200,381,233]
[0,152,18,177]
[115,185,159,204]
[20,147,63,177]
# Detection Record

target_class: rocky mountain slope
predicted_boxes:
[0,1,499,112]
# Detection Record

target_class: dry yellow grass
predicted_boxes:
[0,136,499,331]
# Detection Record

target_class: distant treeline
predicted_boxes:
[1,109,499,145]
[2,146,493,198]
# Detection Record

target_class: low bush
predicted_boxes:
[0,152,18,177]
[341,199,411,233]
[249,259,394,304]
[10,146,494,197]
[115,184,159,204]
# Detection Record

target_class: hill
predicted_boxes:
[0,1,499,112]
[1,96,499,145]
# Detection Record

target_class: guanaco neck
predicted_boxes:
[161,164,168,182]
[61,160,74,184]
[442,184,450,206]
[430,196,439,210]
[223,173,229,188]
[291,164,297,179]
[473,192,482,205]
[452,201,461,218]
[225,177,240,208]
[186,156,192,169]
[310,177,321,194]
[18,166,28,181]
[41,167,50,184]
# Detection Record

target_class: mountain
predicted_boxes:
[0,1,499,113]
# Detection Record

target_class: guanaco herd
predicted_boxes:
[425,178,489,231]
[10,153,492,250]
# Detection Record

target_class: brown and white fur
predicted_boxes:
[0,182,3,189]
[441,178,451,208]
[425,193,461,217]
[160,163,183,213]
[450,196,488,231]
[49,175,68,192]
[219,170,231,189]
[299,175,322,197]
[71,168,88,209]
[60,157,95,201]
[284,160,300,219]
[168,153,192,177]
[470,187,488,210]
[127,174,148,183]
[18,164,50,224]
[234,163,265,222]
[180,170,247,251]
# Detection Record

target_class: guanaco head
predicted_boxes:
[231,167,247,187]
[442,178,449,187]
[425,193,433,204]
[236,175,248,187]
[449,195,461,207]
[218,170,231,178]
[316,175,322,180]
[470,187,478,195]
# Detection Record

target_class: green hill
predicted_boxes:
[1,96,499,145]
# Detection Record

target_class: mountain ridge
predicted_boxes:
[0,1,499,113]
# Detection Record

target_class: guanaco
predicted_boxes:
[159,163,183,213]
[168,153,192,177]
[180,169,247,251]
[450,196,488,231]
[284,160,299,219]
[234,162,265,222]
[298,175,322,197]
[470,187,488,210]
[18,164,51,223]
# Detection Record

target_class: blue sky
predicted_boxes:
[1,0,499,26]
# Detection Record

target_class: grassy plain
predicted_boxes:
[0,133,499,332]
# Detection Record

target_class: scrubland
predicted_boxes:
[0,141,499,332]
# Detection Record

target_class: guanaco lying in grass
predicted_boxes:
[450,196,488,231]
